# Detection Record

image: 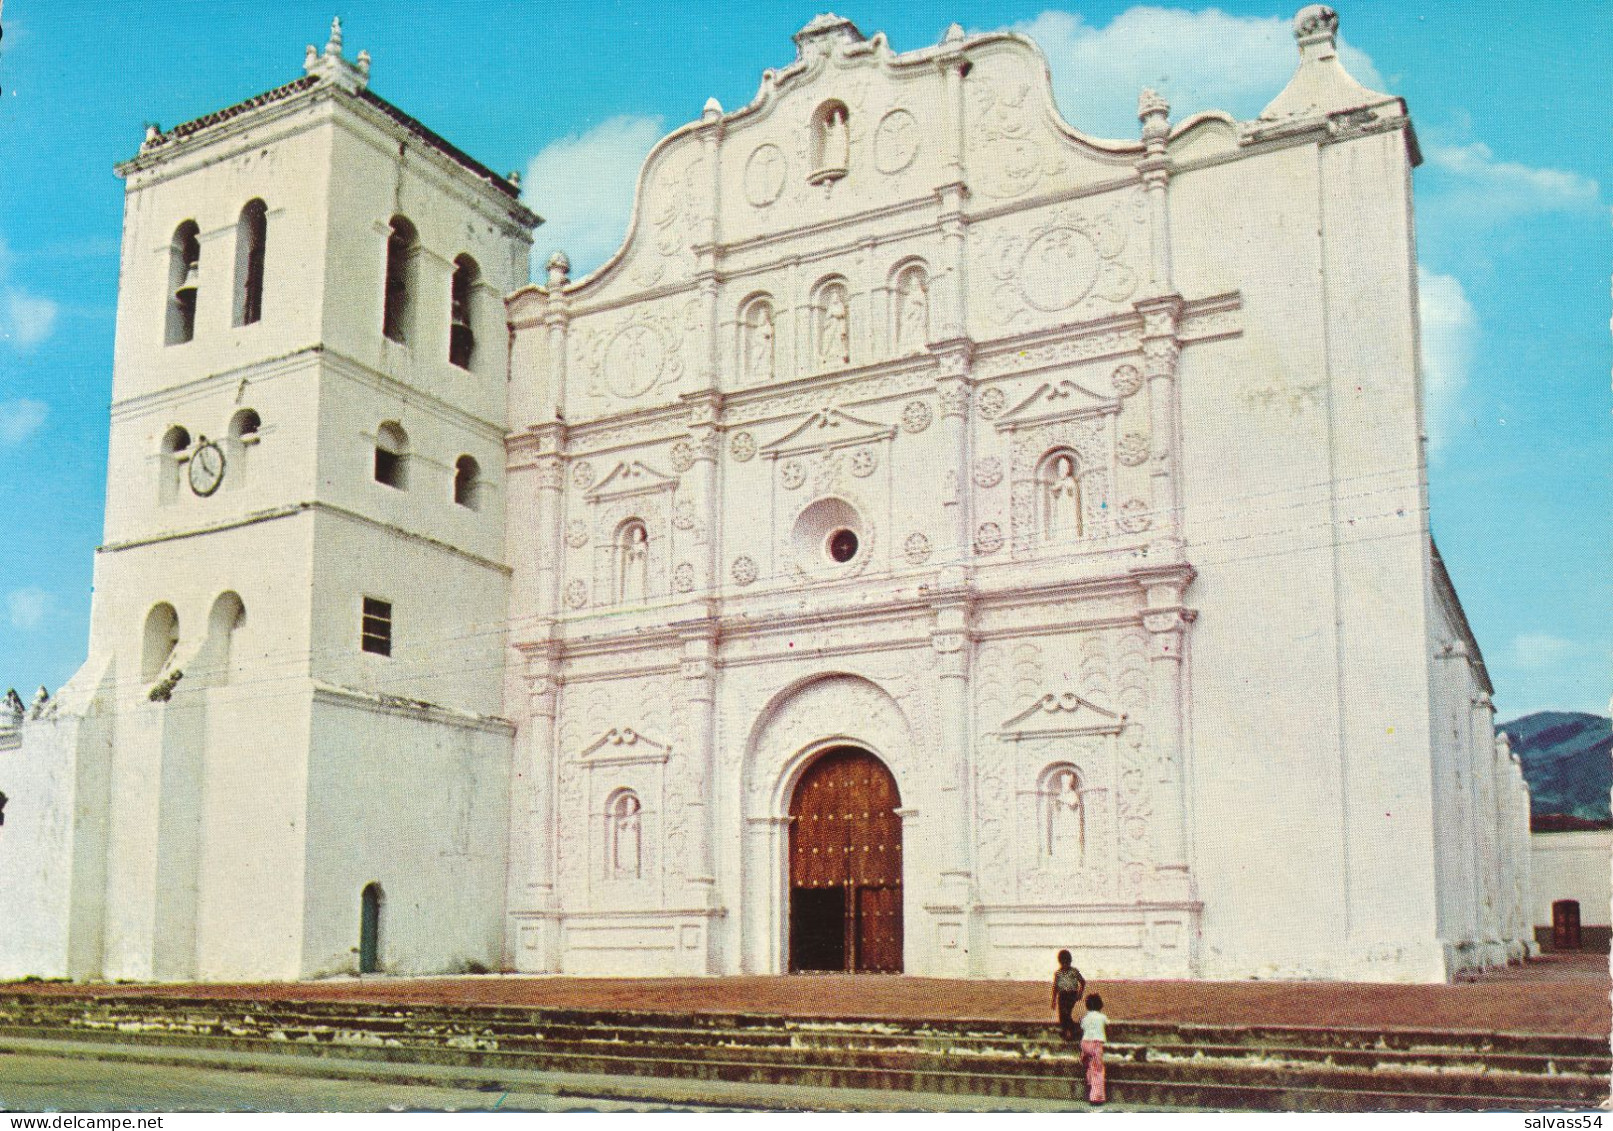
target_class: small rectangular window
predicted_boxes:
[361,597,392,656]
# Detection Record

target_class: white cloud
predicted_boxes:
[1424,142,1601,223]
[6,292,58,349]
[0,235,62,352]
[0,399,47,447]
[6,588,52,632]
[1011,7,1385,139]
[1512,632,1578,671]
[1417,270,1475,455]
[524,115,666,279]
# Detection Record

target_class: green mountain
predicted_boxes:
[1498,711,1612,823]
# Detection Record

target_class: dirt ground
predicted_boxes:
[7,951,1607,1038]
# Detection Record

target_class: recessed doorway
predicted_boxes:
[787,746,903,973]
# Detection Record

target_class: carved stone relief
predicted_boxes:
[732,555,759,586]
[1116,432,1149,467]
[730,431,757,462]
[744,143,788,207]
[978,386,1007,419]
[874,108,920,174]
[967,77,1066,200]
[982,202,1141,331]
[900,401,933,434]
[903,532,932,565]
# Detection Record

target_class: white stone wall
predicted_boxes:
[1531,831,1612,931]
[500,11,1513,983]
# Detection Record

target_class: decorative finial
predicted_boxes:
[325,16,344,58]
[305,44,318,70]
[546,251,571,289]
[507,170,522,189]
[941,22,965,44]
[356,49,371,77]
[1293,4,1339,45]
[143,123,161,148]
[702,96,723,121]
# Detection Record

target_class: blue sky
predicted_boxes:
[0,2,1606,720]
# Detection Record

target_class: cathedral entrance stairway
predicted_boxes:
[0,994,1602,1112]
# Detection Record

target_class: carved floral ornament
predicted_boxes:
[730,431,757,461]
[673,562,696,592]
[1116,432,1150,467]
[731,555,760,586]
[900,401,932,433]
[903,532,931,564]
[978,386,1007,418]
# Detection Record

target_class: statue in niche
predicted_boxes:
[1046,768,1085,867]
[820,104,849,173]
[1043,454,1083,543]
[897,270,929,354]
[817,285,850,369]
[618,522,649,605]
[745,302,775,383]
[610,791,642,879]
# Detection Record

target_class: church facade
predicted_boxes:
[0,7,1535,985]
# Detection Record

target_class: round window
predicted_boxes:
[828,528,859,563]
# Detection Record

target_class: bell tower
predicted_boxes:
[59,19,538,981]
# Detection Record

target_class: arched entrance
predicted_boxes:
[359,883,383,974]
[788,746,903,973]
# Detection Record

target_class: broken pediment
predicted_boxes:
[579,726,672,766]
[584,460,678,502]
[994,379,1120,430]
[1000,692,1126,739]
[760,405,895,458]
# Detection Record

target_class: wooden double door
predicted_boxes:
[788,747,903,973]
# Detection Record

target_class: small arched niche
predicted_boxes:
[1038,448,1084,544]
[142,602,180,683]
[605,789,643,880]
[453,455,481,510]
[737,294,776,385]
[166,221,201,345]
[233,199,268,327]
[373,421,409,489]
[809,100,850,183]
[158,425,191,504]
[1039,763,1086,868]
[614,517,650,605]
[205,591,246,685]
[890,261,930,356]
[382,216,419,345]
[449,254,479,370]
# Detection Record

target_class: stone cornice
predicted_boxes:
[112,345,507,442]
[311,679,513,735]
[99,500,510,575]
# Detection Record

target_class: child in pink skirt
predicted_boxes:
[1078,992,1109,1104]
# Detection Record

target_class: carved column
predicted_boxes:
[542,259,572,418]
[521,647,561,903]
[679,625,719,909]
[930,602,974,887]
[1137,297,1184,555]
[683,390,722,592]
[1133,564,1196,897]
[1137,89,1173,292]
[934,185,969,344]
[934,345,973,575]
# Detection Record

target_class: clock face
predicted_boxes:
[188,439,226,497]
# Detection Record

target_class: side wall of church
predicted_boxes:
[1170,127,1447,980]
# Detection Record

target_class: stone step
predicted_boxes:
[2,999,1604,1081]
[13,1008,1605,1084]
[0,1021,1595,1111]
[3,996,1600,1059]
